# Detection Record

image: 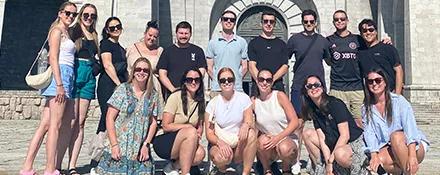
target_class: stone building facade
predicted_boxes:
[0,0,438,123]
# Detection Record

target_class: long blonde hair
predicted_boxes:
[70,3,99,53]
[128,57,154,98]
[49,2,77,32]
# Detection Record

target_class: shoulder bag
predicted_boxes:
[292,34,318,73]
[25,38,53,89]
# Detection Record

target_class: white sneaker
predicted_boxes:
[163,162,179,175]
[291,162,301,174]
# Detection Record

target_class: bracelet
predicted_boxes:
[111,143,119,148]
[143,142,151,147]
[56,84,63,87]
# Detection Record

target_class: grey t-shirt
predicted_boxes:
[287,32,331,90]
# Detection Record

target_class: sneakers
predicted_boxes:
[164,161,179,175]
[291,162,301,174]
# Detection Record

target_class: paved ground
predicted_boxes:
[0,119,437,175]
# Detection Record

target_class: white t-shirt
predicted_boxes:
[206,91,252,136]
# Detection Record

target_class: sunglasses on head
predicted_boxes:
[63,10,78,18]
[219,77,235,84]
[108,24,123,32]
[185,77,201,84]
[134,67,150,73]
[333,17,346,22]
[222,17,236,23]
[305,82,322,90]
[367,77,383,85]
[83,13,97,20]
[362,28,375,33]
[303,20,315,24]
[262,19,276,25]
[257,77,273,84]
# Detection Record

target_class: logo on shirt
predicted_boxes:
[349,42,357,50]
[333,51,341,60]
[374,53,381,56]
[191,53,196,61]
[331,44,337,48]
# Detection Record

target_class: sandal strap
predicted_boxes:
[265,170,273,175]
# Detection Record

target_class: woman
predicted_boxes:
[205,67,257,175]
[362,68,429,175]
[253,69,299,175]
[152,68,206,175]
[63,4,99,174]
[96,16,128,135]
[94,57,159,174]
[301,75,367,175]
[20,2,77,175]
[126,20,164,117]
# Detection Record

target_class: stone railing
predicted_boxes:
[0,90,101,120]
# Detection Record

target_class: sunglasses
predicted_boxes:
[305,82,322,90]
[262,19,276,25]
[219,77,235,84]
[221,17,236,23]
[108,24,123,32]
[62,11,78,18]
[367,77,383,85]
[303,20,315,24]
[134,67,150,73]
[362,28,376,33]
[185,77,201,84]
[83,13,97,20]
[257,77,273,84]
[333,17,346,22]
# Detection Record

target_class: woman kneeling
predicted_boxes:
[205,67,257,174]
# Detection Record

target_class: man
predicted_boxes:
[157,21,207,98]
[286,9,331,174]
[358,19,403,94]
[326,10,367,128]
[248,11,289,96]
[206,10,248,98]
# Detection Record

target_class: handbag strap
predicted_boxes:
[134,43,144,57]
[27,38,49,76]
[293,34,318,73]
[186,102,199,124]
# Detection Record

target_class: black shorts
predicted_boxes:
[152,131,178,160]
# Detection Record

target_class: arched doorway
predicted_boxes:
[236,6,289,94]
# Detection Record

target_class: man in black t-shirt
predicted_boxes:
[157,21,207,97]
[326,10,367,128]
[357,19,403,93]
[248,11,289,95]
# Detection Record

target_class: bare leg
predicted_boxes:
[294,119,305,163]
[55,100,75,169]
[377,146,401,174]
[192,144,206,165]
[209,146,233,172]
[235,128,257,175]
[68,98,90,170]
[302,128,321,165]
[170,127,198,174]
[21,104,50,172]
[333,144,352,168]
[276,137,298,171]
[45,97,67,173]
[257,135,276,172]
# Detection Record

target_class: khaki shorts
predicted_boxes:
[329,90,364,118]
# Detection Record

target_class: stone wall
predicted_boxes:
[0,90,101,120]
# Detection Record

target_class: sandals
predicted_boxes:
[19,169,37,175]
[43,169,60,175]
[68,168,80,175]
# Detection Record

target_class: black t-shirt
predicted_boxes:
[358,42,401,90]
[327,32,367,91]
[76,39,98,60]
[312,96,363,151]
[287,33,330,91]
[99,39,127,82]
[248,36,288,77]
[156,44,207,87]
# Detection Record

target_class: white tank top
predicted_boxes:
[255,91,288,135]
[58,34,75,66]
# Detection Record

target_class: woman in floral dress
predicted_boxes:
[95,57,160,174]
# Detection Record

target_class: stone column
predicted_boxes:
[0,0,6,44]
[404,0,440,124]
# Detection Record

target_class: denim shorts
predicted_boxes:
[72,59,96,99]
[41,64,74,99]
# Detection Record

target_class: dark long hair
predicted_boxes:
[363,68,393,124]
[101,17,122,39]
[180,68,206,120]
[255,69,273,97]
[300,75,330,121]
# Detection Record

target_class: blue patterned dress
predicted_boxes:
[96,83,160,175]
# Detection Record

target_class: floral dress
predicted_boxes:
[96,83,161,175]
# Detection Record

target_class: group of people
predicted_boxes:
[19,2,428,175]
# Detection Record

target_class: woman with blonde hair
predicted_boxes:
[95,57,159,174]
[65,3,99,175]
[20,2,77,175]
